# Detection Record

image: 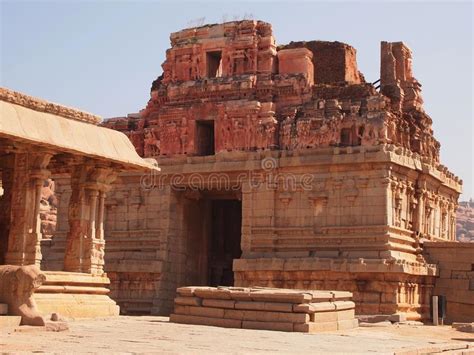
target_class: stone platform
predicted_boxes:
[169,286,358,333]
[34,271,119,318]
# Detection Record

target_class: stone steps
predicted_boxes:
[0,303,21,329]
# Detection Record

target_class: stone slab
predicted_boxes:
[170,313,242,329]
[224,308,309,323]
[242,320,294,332]
[293,302,336,313]
[452,322,474,333]
[175,305,225,318]
[338,318,359,330]
[0,316,21,329]
[202,299,235,309]
[294,321,338,333]
[174,296,202,307]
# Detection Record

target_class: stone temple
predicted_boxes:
[97,20,464,321]
[7,20,470,325]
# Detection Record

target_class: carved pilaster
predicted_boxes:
[5,151,52,266]
[64,163,117,275]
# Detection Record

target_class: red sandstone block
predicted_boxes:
[337,318,358,330]
[312,311,338,323]
[235,301,265,310]
[224,309,256,321]
[229,290,252,301]
[174,305,189,315]
[255,310,309,323]
[224,309,308,323]
[242,320,294,332]
[264,302,294,312]
[175,297,202,307]
[187,306,225,318]
[336,309,355,321]
[436,279,470,290]
[359,304,380,314]
[293,302,336,313]
[334,301,356,310]
[170,313,242,329]
[330,291,353,300]
[436,262,472,271]
[194,288,232,300]
[176,287,197,297]
[250,291,312,304]
[202,299,235,309]
[293,321,338,333]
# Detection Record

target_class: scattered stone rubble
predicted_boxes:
[170,286,358,333]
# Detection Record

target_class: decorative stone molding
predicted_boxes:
[0,87,101,125]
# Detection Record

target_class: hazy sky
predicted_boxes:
[1,1,473,199]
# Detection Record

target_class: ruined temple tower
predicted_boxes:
[89,21,461,319]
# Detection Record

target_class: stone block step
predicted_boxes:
[0,315,21,328]
[0,303,8,315]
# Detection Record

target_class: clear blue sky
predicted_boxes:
[1,1,472,199]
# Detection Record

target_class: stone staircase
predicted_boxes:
[0,303,21,329]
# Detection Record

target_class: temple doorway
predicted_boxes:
[182,193,242,287]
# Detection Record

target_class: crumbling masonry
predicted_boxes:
[46,21,462,320]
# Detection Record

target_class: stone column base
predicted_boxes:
[34,271,119,318]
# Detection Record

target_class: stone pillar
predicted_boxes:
[413,188,425,235]
[0,154,14,264]
[4,151,52,266]
[63,163,117,275]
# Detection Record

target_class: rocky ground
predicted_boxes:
[1,316,473,354]
[457,200,474,242]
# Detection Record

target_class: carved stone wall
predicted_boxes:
[101,20,462,319]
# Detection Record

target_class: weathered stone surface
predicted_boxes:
[202,299,235,309]
[452,322,474,333]
[170,313,242,329]
[99,20,461,320]
[175,296,202,307]
[0,88,155,320]
[0,315,21,329]
[424,242,474,323]
[242,320,294,332]
[169,286,356,333]
[0,265,46,326]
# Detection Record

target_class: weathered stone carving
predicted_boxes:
[100,20,461,319]
[0,265,46,326]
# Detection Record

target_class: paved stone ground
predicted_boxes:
[1,316,473,354]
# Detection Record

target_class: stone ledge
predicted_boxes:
[233,257,437,275]
[0,87,101,124]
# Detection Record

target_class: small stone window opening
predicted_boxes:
[196,120,215,156]
[206,51,222,78]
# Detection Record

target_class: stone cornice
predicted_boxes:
[0,87,101,125]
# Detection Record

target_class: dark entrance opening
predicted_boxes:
[208,199,242,286]
[182,193,242,287]
[196,121,215,156]
[206,51,222,78]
